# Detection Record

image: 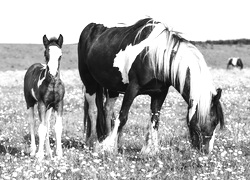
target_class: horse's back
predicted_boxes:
[78,23,107,60]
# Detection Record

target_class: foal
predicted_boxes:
[24,34,65,160]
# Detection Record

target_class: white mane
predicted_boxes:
[141,20,216,122]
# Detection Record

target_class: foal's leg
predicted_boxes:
[141,91,168,155]
[45,108,52,158]
[54,101,63,158]
[85,93,99,151]
[102,82,139,152]
[36,102,47,160]
[28,106,36,157]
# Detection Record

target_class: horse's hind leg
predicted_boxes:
[54,101,63,158]
[45,108,52,159]
[141,91,168,155]
[85,93,99,151]
[28,106,36,157]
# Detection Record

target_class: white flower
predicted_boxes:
[221,151,227,157]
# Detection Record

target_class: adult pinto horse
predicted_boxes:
[78,18,224,154]
[24,34,65,160]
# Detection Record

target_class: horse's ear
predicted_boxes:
[57,34,63,48]
[43,35,49,48]
[213,88,222,104]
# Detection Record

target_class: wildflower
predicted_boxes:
[110,171,116,178]
[146,172,153,178]
[225,168,233,172]
[221,151,227,157]
[12,172,18,178]
[93,159,101,164]
[92,152,98,157]
[130,165,135,169]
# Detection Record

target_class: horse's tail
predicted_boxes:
[95,84,107,141]
[78,23,108,141]
[83,95,91,139]
[83,84,107,141]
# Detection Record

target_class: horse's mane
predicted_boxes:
[137,18,216,124]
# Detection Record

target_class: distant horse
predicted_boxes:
[227,57,243,69]
[78,18,224,154]
[24,34,65,160]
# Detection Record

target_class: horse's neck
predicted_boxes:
[44,65,60,81]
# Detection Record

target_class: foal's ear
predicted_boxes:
[213,88,222,104]
[43,35,49,48]
[57,34,63,48]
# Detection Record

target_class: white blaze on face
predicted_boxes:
[47,46,62,76]
[113,23,166,84]
[208,129,216,153]
[231,57,238,66]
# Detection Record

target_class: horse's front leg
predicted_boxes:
[36,102,47,161]
[45,108,52,159]
[54,101,63,158]
[101,82,139,152]
[28,106,36,157]
[141,91,168,155]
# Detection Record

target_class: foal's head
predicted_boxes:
[43,34,63,76]
[188,88,224,154]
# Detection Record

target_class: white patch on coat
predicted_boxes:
[31,88,38,101]
[231,57,238,66]
[113,23,167,84]
[47,46,62,76]
[37,64,47,88]
[208,129,216,153]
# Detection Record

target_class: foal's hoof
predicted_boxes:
[30,147,36,157]
[30,151,36,158]
[35,152,44,161]
[56,150,63,159]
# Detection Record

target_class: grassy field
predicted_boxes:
[0,43,250,179]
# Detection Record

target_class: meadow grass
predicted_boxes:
[0,68,250,179]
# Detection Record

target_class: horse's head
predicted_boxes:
[187,88,224,154]
[43,34,63,76]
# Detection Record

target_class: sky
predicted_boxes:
[0,0,249,44]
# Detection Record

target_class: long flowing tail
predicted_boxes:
[95,84,107,141]
[83,96,90,139]
[83,85,107,141]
